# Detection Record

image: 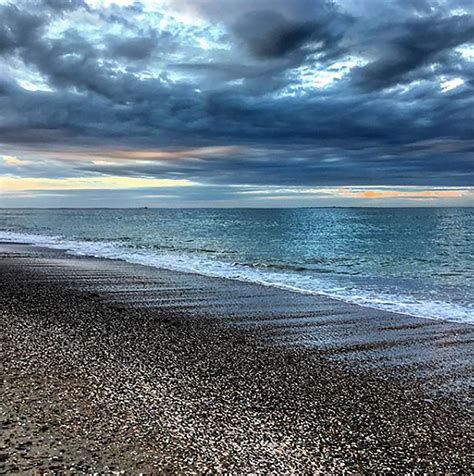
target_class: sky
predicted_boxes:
[0,0,473,207]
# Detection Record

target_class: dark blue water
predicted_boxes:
[0,208,472,323]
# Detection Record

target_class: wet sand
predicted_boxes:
[1,243,473,473]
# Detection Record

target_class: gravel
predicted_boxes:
[0,244,472,474]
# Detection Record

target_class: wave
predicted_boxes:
[0,230,472,324]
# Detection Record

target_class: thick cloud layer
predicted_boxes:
[0,0,473,192]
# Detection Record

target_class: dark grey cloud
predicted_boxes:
[0,3,45,53]
[42,0,87,11]
[105,28,178,62]
[231,6,349,60]
[351,14,474,90]
[232,10,315,59]
[170,0,352,94]
[72,141,473,187]
[0,0,473,192]
[106,35,158,61]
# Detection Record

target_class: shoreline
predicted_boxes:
[1,243,473,473]
[0,230,471,326]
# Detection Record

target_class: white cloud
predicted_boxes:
[2,155,33,166]
[440,77,464,92]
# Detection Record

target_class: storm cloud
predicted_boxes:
[0,0,473,206]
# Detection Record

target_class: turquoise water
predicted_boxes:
[0,208,473,323]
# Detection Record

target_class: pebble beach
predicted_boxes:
[1,243,473,474]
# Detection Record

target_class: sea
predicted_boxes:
[0,207,472,324]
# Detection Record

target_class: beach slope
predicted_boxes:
[1,243,472,473]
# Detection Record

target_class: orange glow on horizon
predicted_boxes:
[0,176,195,191]
[355,190,467,199]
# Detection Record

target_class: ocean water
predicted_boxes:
[0,208,473,324]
